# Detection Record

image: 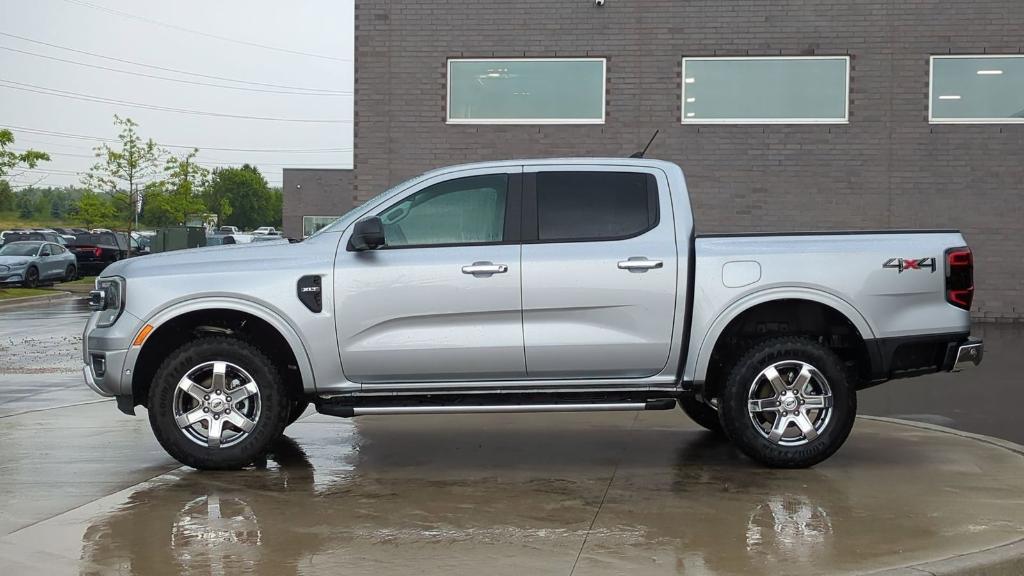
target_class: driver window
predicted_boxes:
[378,173,507,247]
[39,245,52,256]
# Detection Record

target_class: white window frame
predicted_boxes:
[446,57,606,125]
[680,55,851,125]
[929,54,1024,124]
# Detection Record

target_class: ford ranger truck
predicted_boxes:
[82,159,983,470]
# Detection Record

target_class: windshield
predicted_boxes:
[72,233,111,246]
[0,242,42,256]
[311,174,428,239]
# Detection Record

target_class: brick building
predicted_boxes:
[284,0,1024,320]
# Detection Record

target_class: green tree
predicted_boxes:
[142,149,209,226]
[16,193,34,219]
[205,164,272,230]
[74,191,117,227]
[268,187,283,227]
[0,129,50,179]
[0,180,13,212]
[32,194,53,219]
[82,116,164,235]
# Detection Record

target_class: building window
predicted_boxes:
[447,58,605,124]
[535,172,657,242]
[681,56,850,124]
[303,216,338,238]
[930,55,1024,123]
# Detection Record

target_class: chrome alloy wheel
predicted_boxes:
[747,361,834,446]
[172,361,262,448]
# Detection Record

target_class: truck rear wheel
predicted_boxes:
[148,336,290,470]
[717,337,856,468]
[678,395,723,434]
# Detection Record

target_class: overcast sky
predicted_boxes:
[1,0,354,188]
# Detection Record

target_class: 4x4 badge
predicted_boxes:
[883,257,937,273]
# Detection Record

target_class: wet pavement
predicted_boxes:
[1,300,1022,575]
[2,411,1024,575]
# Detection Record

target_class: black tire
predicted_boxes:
[717,337,857,469]
[64,264,78,282]
[23,266,39,288]
[679,395,724,434]
[148,336,290,470]
[285,399,310,427]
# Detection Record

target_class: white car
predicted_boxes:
[252,227,278,236]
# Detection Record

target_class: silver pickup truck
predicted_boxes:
[82,159,983,470]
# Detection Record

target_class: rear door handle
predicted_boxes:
[462,261,508,276]
[617,257,663,271]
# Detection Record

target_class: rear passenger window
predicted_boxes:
[535,172,657,241]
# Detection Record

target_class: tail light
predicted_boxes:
[93,247,103,257]
[945,247,973,310]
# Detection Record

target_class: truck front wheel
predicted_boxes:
[717,337,856,468]
[148,336,290,470]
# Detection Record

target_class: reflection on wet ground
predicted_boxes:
[2,412,1023,576]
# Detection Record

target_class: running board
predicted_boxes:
[316,398,677,418]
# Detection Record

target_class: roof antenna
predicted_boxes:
[630,130,659,158]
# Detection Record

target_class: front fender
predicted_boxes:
[125,296,317,394]
[686,286,877,384]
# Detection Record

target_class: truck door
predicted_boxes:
[334,166,526,383]
[520,166,678,378]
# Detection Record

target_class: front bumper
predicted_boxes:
[950,338,984,372]
[81,309,140,398]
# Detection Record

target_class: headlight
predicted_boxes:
[90,276,126,328]
[10,261,28,267]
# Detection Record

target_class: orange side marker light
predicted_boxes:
[133,324,154,347]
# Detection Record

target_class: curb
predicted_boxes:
[860,415,1024,576]
[0,291,80,310]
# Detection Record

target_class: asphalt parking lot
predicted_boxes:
[1,299,1022,575]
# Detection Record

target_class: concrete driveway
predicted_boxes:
[1,300,1023,575]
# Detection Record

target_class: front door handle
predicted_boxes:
[462,261,508,276]
[617,257,663,271]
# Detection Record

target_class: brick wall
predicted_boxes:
[282,168,355,238]
[350,0,1024,320]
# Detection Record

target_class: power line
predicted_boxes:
[0,31,347,94]
[62,0,350,63]
[0,45,351,97]
[0,79,353,123]
[2,124,353,153]
[21,150,347,168]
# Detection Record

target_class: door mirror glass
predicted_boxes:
[348,216,386,251]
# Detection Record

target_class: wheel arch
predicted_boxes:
[125,298,316,410]
[691,288,876,393]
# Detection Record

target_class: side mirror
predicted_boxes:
[348,216,385,251]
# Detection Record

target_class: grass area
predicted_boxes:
[0,213,83,230]
[0,287,57,300]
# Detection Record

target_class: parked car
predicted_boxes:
[81,158,982,471]
[218,226,239,235]
[52,227,88,236]
[70,231,130,275]
[252,227,278,235]
[251,234,287,243]
[0,230,68,247]
[0,241,78,287]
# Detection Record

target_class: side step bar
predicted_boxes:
[316,398,677,418]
